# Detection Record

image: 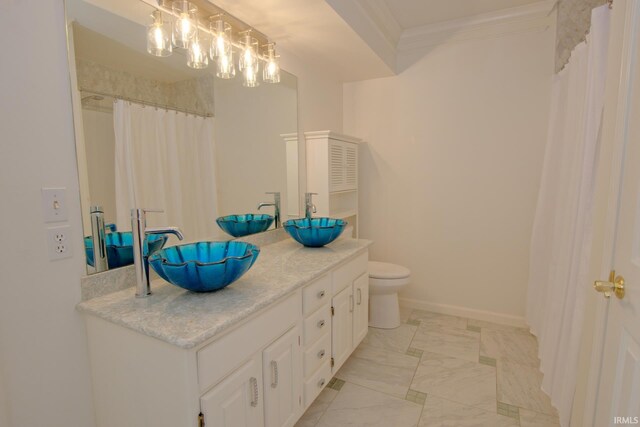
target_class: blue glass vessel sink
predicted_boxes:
[84,232,168,269]
[149,241,260,292]
[216,214,274,237]
[283,218,347,247]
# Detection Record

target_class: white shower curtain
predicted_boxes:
[114,100,219,242]
[526,6,609,426]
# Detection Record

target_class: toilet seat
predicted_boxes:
[368,261,410,280]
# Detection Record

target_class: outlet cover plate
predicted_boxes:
[47,225,73,260]
[42,187,68,223]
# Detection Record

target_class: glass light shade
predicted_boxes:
[239,32,259,71]
[187,32,209,69]
[147,10,172,57]
[263,43,280,83]
[216,49,236,79]
[172,1,197,49]
[209,18,232,59]
[242,64,259,87]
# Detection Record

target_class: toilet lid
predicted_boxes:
[368,261,411,279]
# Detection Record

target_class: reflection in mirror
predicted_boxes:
[65,0,298,274]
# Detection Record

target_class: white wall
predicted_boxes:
[0,1,96,427]
[344,28,555,323]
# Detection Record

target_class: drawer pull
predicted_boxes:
[250,377,259,407]
[270,361,279,389]
[318,378,326,388]
[317,349,326,359]
[357,288,362,305]
[317,319,325,328]
[317,290,326,299]
[349,295,354,313]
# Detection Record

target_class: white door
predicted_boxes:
[352,273,369,347]
[332,285,353,372]
[593,1,640,425]
[200,355,264,427]
[262,325,302,427]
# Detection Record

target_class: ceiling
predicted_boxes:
[383,0,544,29]
[68,0,554,83]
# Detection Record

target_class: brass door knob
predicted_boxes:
[594,271,625,299]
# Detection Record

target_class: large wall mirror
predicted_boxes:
[65,0,300,275]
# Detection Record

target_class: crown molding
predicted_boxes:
[324,0,399,73]
[397,0,557,52]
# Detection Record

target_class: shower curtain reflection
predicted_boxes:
[114,99,219,242]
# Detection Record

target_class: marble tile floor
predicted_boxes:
[295,309,560,427]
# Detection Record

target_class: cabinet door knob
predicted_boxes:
[318,378,326,388]
[357,288,362,305]
[317,290,325,299]
[317,319,325,328]
[318,349,325,359]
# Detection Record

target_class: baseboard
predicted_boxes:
[398,297,528,328]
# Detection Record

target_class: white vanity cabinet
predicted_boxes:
[82,249,368,427]
[330,252,369,373]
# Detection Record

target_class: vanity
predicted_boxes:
[78,236,371,427]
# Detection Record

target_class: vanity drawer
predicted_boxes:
[333,252,368,295]
[197,293,300,393]
[303,304,331,346]
[302,274,331,316]
[304,332,331,378]
[304,360,332,408]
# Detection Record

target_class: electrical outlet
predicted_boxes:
[47,225,73,260]
[41,187,68,223]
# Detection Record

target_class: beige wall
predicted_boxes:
[344,26,555,322]
[0,1,97,426]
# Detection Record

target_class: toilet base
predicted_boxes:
[368,293,401,329]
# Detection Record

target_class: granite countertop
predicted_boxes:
[77,238,372,349]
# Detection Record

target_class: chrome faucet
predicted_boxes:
[131,208,184,298]
[257,192,281,229]
[305,193,318,220]
[89,205,109,273]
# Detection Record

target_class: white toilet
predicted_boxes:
[368,261,411,329]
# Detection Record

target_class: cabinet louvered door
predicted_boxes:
[344,143,358,191]
[329,142,345,192]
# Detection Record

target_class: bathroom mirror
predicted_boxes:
[65,0,299,274]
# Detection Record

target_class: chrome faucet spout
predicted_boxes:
[258,192,281,229]
[305,193,318,220]
[146,227,184,241]
[131,208,183,298]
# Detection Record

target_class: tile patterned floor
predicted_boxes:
[295,309,560,427]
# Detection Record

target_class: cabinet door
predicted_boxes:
[328,141,346,192]
[353,273,369,347]
[344,142,358,191]
[200,355,264,427]
[262,326,302,427]
[331,285,353,372]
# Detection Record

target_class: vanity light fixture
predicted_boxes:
[144,0,282,87]
[171,0,197,49]
[146,10,172,57]
[263,42,280,84]
[187,26,209,69]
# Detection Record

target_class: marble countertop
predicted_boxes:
[77,237,372,349]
